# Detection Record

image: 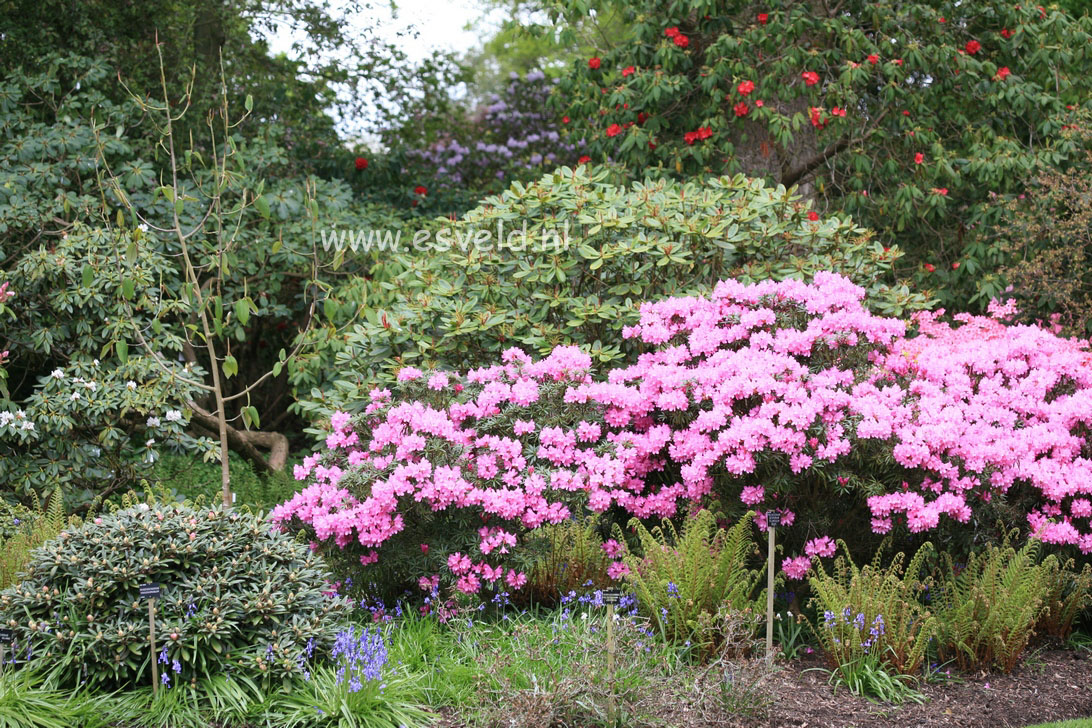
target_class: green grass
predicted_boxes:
[1023,721,1092,728]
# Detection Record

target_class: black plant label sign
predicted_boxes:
[0,628,13,644]
[767,511,782,528]
[139,583,161,599]
[602,589,624,605]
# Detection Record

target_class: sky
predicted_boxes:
[262,0,496,137]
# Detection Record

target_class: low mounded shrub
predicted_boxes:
[0,504,350,689]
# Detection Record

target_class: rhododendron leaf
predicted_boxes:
[121,278,135,300]
[244,94,253,112]
[125,239,138,266]
[116,339,128,363]
[234,298,250,327]
[254,194,270,219]
[81,264,94,288]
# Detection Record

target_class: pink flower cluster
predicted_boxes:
[276,273,1092,595]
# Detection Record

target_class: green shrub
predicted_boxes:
[524,516,613,605]
[621,509,763,650]
[1037,556,1092,641]
[148,452,299,511]
[0,490,72,590]
[932,535,1050,673]
[0,504,350,690]
[807,542,935,677]
[297,168,931,420]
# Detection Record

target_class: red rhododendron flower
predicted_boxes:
[606,123,623,137]
[902,110,911,116]
[622,65,636,77]
[734,102,750,117]
[648,140,657,150]
[952,261,961,269]
[807,211,820,221]
[995,66,1011,81]
[867,54,880,64]
[562,116,570,124]
[939,16,946,22]
[577,155,591,164]
[673,33,689,48]
[924,263,936,272]
[354,157,368,170]
[414,185,428,195]
[757,12,768,24]
[801,71,820,86]
[664,26,679,37]
[1001,28,1013,39]
[699,126,713,139]
[808,106,825,128]
[932,187,949,196]
[588,57,601,70]
[894,58,904,66]
[965,40,981,55]
[737,80,755,95]
[420,543,429,554]
[831,107,847,118]
[755,99,764,107]
[637,112,649,124]
[914,152,924,165]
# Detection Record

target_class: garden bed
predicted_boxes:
[763,649,1092,728]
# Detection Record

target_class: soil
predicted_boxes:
[763,649,1092,728]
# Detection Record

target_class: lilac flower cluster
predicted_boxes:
[331,626,388,693]
[399,71,581,207]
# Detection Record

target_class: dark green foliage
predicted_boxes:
[524,516,613,605]
[300,167,929,421]
[0,504,350,689]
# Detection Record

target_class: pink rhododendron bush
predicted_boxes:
[273,272,1092,597]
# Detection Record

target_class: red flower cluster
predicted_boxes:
[830,107,847,118]
[734,102,749,117]
[737,80,755,95]
[414,185,428,196]
[1001,28,1014,39]
[924,263,936,272]
[684,126,714,144]
[577,155,592,164]
[807,211,820,221]
[801,71,820,86]
[867,54,880,64]
[637,111,649,124]
[931,187,949,196]
[606,123,623,137]
[562,116,570,124]
[354,156,368,171]
[622,65,636,77]
[665,26,689,47]
[995,66,1011,81]
[965,40,981,55]
[589,57,601,70]
[757,12,768,24]
[808,106,827,128]
[914,152,925,165]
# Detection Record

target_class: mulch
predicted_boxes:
[763,649,1092,728]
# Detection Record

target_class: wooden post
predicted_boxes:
[603,589,622,726]
[766,510,781,660]
[149,596,158,695]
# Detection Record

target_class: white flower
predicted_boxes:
[137,503,150,512]
[126,381,137,390]
[84,381,97,391]
[20,421,34,432]
[70,392,81,401]
[138,223,149,232]
[92,359,99,367]
[147,416,161,428]
[145,438,155,447]
[50,369,65,380]
[0,412,13,426]
[13,410,25,420]
[165,409,183,423]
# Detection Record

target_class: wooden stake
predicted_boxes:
[766,523,776,659]
[149,597,158,695]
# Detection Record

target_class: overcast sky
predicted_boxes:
[262,0,495,138]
